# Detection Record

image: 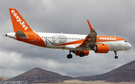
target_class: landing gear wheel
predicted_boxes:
[114,51,118,59]
[67,54,73,59]
[115,56,118,59]
[79,52,85,57]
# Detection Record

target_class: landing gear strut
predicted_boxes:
[114,51,118,59]
[67,51,73,59]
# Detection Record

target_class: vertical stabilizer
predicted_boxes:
[9,8,33,33]
[8,8,46,47]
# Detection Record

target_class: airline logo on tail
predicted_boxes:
[11,10,28,31]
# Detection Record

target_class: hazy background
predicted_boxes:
[0,0,135,78]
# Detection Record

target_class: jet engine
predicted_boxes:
[94,44,109,53]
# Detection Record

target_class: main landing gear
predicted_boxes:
[114,51,118,59]
[67,51,73,59]
[67,54,73,59]
[67,51,85,59]
[79,52,85,57]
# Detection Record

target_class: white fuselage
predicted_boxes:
[6,32,132,52]
[37,32,132,51]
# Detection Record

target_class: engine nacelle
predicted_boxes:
[94,44,109,53]
[73,50,89,56]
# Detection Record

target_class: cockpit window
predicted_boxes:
[125,41,128,42]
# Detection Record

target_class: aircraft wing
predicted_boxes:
[78,20,97,49]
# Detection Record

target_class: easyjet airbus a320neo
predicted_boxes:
[5,8,132,59]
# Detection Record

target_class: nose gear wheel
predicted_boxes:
[114,51,118,59]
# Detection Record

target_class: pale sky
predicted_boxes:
[0,0,135,78]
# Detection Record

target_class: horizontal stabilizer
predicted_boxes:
[15,31,27,39]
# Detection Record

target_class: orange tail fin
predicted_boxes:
[9,8,33,33]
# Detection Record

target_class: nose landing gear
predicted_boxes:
[114,51,118,59]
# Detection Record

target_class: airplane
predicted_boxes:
[5,8,132,59]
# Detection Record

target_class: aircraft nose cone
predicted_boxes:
[127,43,132,50]
[128,43,132,49]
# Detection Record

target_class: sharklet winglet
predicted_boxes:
[87,20,93,30]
